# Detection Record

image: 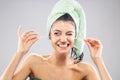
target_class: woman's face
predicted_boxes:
[50,20,75,55]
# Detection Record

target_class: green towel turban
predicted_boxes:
[47,0,86,57]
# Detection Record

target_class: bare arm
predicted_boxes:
[0,52,24,80]
[84,38,112,80]
[92,56,111,80]
[85,63,100,80]
[0,26,39,80]
[13,54,34,80]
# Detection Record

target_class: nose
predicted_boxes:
[60,35,67,42]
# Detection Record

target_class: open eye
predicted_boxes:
[54,31,61,36]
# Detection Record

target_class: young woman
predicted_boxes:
[0,0,111,80]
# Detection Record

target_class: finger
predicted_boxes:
[25,34,39,42]
[85,39,102,49]
[84,39,97,49]
[85,38,98,42]
[17,25,22,37]
[84,39,91,48]
[84,39,93,45]
[85,38,96,44]
[23,30,35,35]
[23,32,39,41]
[27,35,39,47]
[84,39,90,48]
[22,30,36,37]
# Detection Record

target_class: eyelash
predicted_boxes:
[54,32,73,36]
[54,32,61,35]
[67,33,73,35]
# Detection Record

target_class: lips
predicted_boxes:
[57,43,69,48]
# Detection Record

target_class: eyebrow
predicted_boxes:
[53,29,61,32]
[53,29,75,33]
[67,31,75,33]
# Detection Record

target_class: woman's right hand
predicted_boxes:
[17,25,39,56]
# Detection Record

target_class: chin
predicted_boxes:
[53,44,72,55]
[56,49,70,55]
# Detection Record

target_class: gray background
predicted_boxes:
[0,0,120,79]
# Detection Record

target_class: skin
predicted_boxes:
[0,21,111,80]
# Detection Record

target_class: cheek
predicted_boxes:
[51,39,56,48]
[69,38,75,46]
[72,39,75,45]
[51,37,58,44]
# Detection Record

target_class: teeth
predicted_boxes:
[58,44,69,48]
[59,44,67,47]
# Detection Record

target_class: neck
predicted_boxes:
[50,52,72,67]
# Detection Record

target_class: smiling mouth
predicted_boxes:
[57,43,70,48]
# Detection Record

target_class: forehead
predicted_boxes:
[51,20,75,31]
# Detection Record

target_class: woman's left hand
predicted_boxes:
[84,38,103,59]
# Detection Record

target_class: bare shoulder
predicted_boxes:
[77,62,99,79]
[26,53,50,63]
[77,62,93,67]
[77,62,96,73]
[27,53,43,59]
